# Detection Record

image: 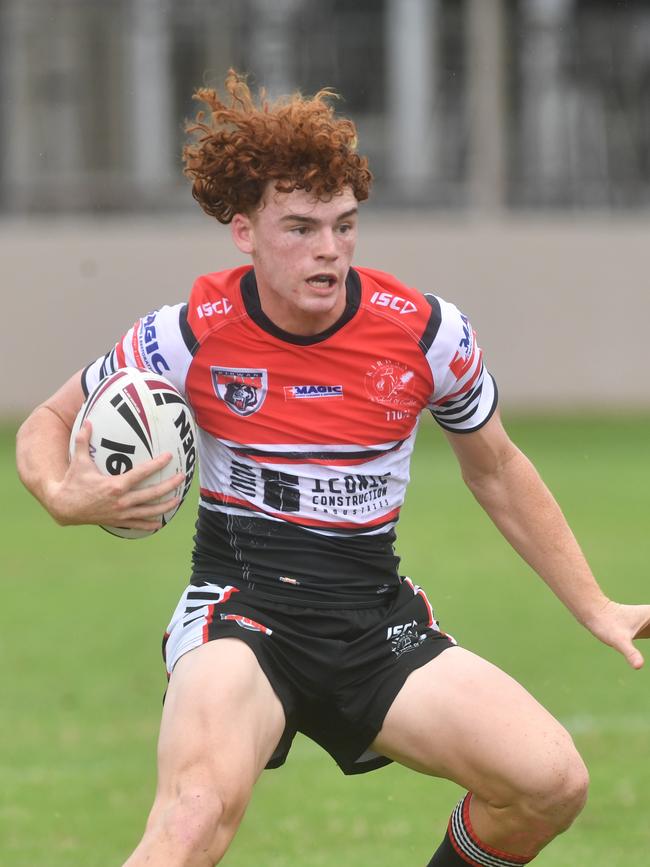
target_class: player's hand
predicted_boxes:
[49,421,185,530]
[585,600,650,670]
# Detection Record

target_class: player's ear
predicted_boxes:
[231,212,254,255]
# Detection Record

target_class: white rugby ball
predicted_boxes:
[69,367,197,538]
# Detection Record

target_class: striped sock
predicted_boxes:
[427,793,533,866]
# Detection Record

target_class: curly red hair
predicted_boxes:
[183,70,372,223]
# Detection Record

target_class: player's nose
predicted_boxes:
[315,229,338,259]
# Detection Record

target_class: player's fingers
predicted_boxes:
[129,451,174,481]
[71,420,93,460]
[130,495,181,518]
[635,622,650,639]
[631,606,650,640]
[617,637,644,670]
[128,473,185,505]
[114,454,175,491]
[627,647,644,670]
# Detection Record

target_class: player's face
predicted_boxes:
[231,184,358,335]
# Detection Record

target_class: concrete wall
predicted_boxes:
[2,213,649,418]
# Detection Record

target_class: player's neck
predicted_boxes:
[254,276,349,337]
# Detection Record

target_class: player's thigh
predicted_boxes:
[371,646,582,802]
[156,637,286,802]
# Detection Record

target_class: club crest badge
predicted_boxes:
[364,359,418,410]
[211,366,268,417]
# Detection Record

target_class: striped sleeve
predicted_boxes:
[81,303,197,398]
[423,295,498,433]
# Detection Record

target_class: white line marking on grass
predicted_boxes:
[562,714,650,735]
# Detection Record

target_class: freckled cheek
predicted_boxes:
[271,245,308,283]
[266,239,300,269]
[339,236,356,260]
[274,238,307,266]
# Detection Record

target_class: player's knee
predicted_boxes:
[520,739,589,836]
[161,786,225,850]
[544,747,589,830]
[482,735,588,847]
[154,782,250,857]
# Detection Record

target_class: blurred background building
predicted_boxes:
[1,0,649,215]
[1,0,649,415]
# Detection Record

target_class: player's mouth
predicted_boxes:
[306,273,337,291]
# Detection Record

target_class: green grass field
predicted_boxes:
[2,414,649,866]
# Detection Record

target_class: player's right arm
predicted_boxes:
[16,369,181,531]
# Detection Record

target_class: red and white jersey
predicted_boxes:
[83,266,497,604]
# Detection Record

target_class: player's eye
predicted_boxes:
[290,225,309,235]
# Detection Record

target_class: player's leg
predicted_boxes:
[371,646,588,865]
[123,638,286,867]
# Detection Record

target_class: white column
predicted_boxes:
[248,0,304,98]
[466,0,508,213]
[519,0,575,204]
[386,0,437,199]
[130,0,174,199]
[1,0,83,209]
[50,1,84,184]
[1,0,32,208]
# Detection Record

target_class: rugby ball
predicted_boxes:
[69,367,197,538]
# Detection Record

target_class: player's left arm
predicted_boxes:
[444,411,650,669]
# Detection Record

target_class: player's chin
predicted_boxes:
[302,281,343,305]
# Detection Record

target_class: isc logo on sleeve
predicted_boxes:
[370,291,417,315]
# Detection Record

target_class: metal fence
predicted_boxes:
[0,0,648,215]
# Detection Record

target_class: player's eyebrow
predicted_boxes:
[280,207,358,225]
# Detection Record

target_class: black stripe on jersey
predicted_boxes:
[99,348,116,381]
[433,375,484,417]
[432,386,483,426]
[432,375,499,434]
[241,268,361,345]
[230,438,406,462]
[419,294,443,354]
[81,364,91,397]
[179,304,199,355]
[199,493,397,536]
[191,506,401,606]
[434,399,482,428]
[84,349,118,394]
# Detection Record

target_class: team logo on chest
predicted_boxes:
[364,359,418,410]
[211,366,268,416]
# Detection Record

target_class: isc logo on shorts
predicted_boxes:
[387,620,424,658]
[386,620,417,640]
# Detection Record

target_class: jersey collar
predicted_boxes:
[240,268,361,346]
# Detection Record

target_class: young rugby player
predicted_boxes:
[17,71,650,866]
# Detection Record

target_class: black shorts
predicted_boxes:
[163,577,456,775]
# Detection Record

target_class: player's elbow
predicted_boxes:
[15,414,37,489]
